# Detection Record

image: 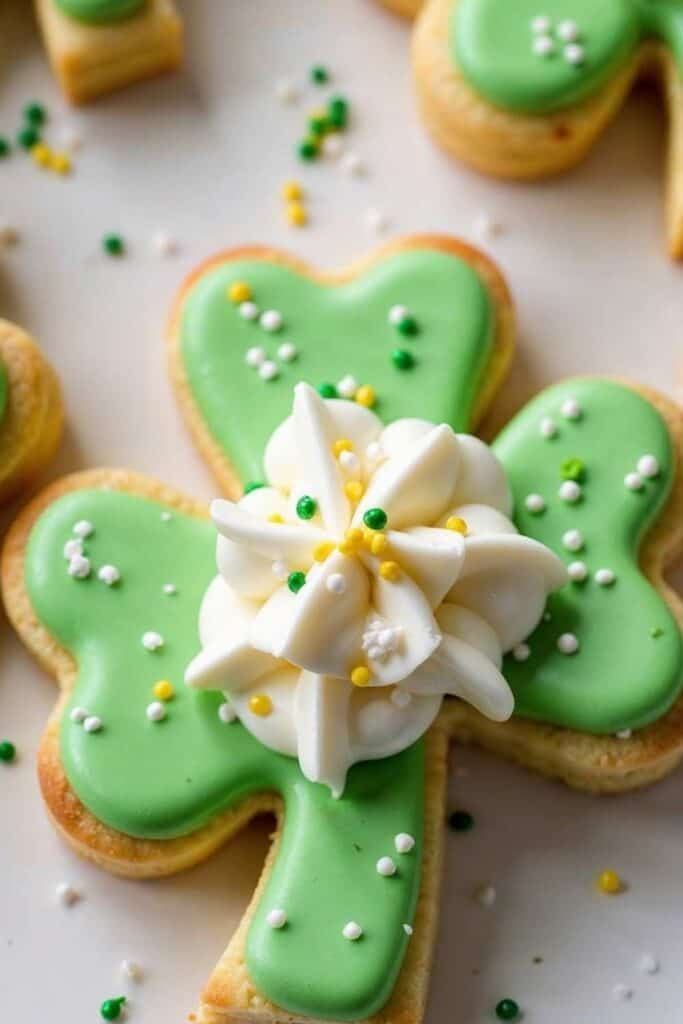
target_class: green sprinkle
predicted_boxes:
[397,315,418,337]
[363,507,387,531]
[495,998,520,1021]
[448,810,474,832]
[102,234,124,257]
[328,95,348,128]
[309,115,330,137]
[100,997,126,1021]
[0,740,16,763]
[318,382,338,399]
[651,626,664,638]
[243,481,266,495]
[297,137,318,161]
[0,137,10,158]
[17,126,39,150]
[310,65,329,85]
[296,495,317,520]
[392,348,415,371]
[288,571,306,594]
[24,102,46,127]
[561,457,586,482]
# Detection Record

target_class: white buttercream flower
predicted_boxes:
[186,383,565,797]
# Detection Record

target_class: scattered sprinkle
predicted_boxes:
[562,528,584,552]
[218,701,237,724]
[68,554,91,579]
[612,983,633,1002]
[287,570,306,594]
[495,998,520,1021]
[163,583,177,595]
[391,348,415,371]
[651,626,664,638]
[473,212,504,241]
[275,78,299,104]
[594,568,615,586]
[120,960,143,982]
[557,632,579,655]
[152,680,174,701]
[625,471,644,492]
[597,869,622,894]
[100,997,126,1021]
[0,740,16,763]
[403,923,413,935]
[326,572,347,595]
[228,281,252,304]
[83,716,102,734]
[278,342,297,362]
[512,643,530,661]
[355,384,376,408]
[337,374,358,398]
[63,538,83,560]
[249,694,273,717]
[161,511,172,522]
[102,234,124,257]
[70,706,88,723]
[561,397,582,420]
[146,701,166,722]
[98,564,120,586]
[56,882,80,906]
[638,953,660,975]
[391,687,412,708]
[260,310,283,333]
[153,232,178,256]
[376,856,397,877]
[637,454,660,479]
[245,346,266,368]
[567,560,588,582]
[557,19,580,42]
[239,301,260,321]
[616,728,632,740]
[540,416,557,439]
[73,519,94,538]
[341,152,365,176]
[475,883,497,907]
[267,908,287,929]
[142,631,164,651]
[310,65,329,85]
[395,832,415,854]
[342,921,363,941]
[533,34,555,56]
[531,15,551,33]
[365,207,389,234]
[525,493,545,514]
[259,360,279,381]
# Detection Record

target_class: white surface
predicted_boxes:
[1,1,682,1022]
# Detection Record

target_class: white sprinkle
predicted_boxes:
[322,133,344,158]
[403,923,413,935]
[339,450,360,473]
[473,212,504,241]
[365,208,389,234]
[245,346,266,368]
[121,960,143,982]
[562,528,584,552]
[540,416,558,438]
[394,832,415,854]
[63,538,83,560]
[561,397,582,420]
[68,554,91,579]
[260,310,283,332]
[595,568,615,586]
[531,15,551,33]
[259,360,279,381]
[98,564,120,586]
[559,480,581,503]
[625,471,644,491]
[142,631,164,651]
[533,35,556,56]
[365,441,384,462]
[73,519,94,539]
[376,856,397,877]
[326,573,347,595]
[525,493,546,513]
[239,301,260,321]
[567,560,588,582]
[267,908,287,929]
[616,728,632,740]
[58,125,83,152]
[557,18,580,41]
[161,511,172,522]
[163,583,177,595]
[512,643,530,662]
[278,342,297,362]
[70,706,88,723]
[391,688,412,709]
[475,883,497,907]
[612,983,633,1002]
[564,43,585,65]
[337,374,358,398]
[341,152,365,176]
[56,882,80,906]
[83,715,102,733]
[275,78,299,104]
[342,921,363,941]
[153,232,178,257]
[0,221,18,247]
[146,701,166,722]
[388,304,409,325]
[637,454,660,479]
[557,632,579,655]
[272,559,289,581]
[218,701,237,724]
[638,953,660,975]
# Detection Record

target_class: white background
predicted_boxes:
[1,1,683,1022]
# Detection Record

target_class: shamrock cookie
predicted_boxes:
[0,319,63,501]
[412,0,683,258]
[34,0,183,104]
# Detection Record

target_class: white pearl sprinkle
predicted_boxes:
[512,643,530,662]
[390,688,412,709]
[163,583,177,595]
[559,480,581,503]
[337,374,358,398]
[70,706,88,723]
[612,983,633,1002]
[473,212,504,241]
[121,960,143,982]
[56,882,80,906]
[153,232,178,257]
[146,701,166,722]
[616,728,632,740]
[73,519,94,538]
[394,832,415,854]
[259,360,279,381]
[245,346,266,368]
[277,342,297,362]
[260,310,283,332]
[275,78,299,104]
[142,631,164,651]
[272,560,289,581]
[342,921,363,941]
[525,493,546,513]
[475,883,497,907]
[562,528,584,552]
[567,560,588,582]
[637,454,660,479]
[63,538,83,560]
[557,18,580,41]
[365,208,389,234]
[561,397,582,420]
[557,632,579,655]
[403,923,414,935]
[322,132,344,158]
[68,554,91,579]
[540,416,558,439]
[267,908,287,929]
[339,450,361,473]
[638,953,660,975]
[531,15,551,33]
[533,35,555,56]
[625,471,644,491]
[376,856,397,877]
[83,715,102,733]
[326,573,347,595]
[161,511,172,522]
[564,42,585,65]
[595,568,616,586]
[388,305,409,325]
[218,701,237,724]
[239,301,260,321]
[341,152,365,176]
[98,564,120,586]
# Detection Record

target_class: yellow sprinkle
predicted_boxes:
[344,480,364,502]
[446,516,468,535]
[31,142,51,167]
[370,533,388,555]
[286,201,307,227]
[281,179,303,201]
[228,281,252,303]
[249,694,273,717]
[313,541,335,562]
[597,870,622,895]
[153,680,175,701]
[379,560,401,582]
[268,513,284,524]
[50,152,71,175]
[333,438,353,456]
[309,106,327,119]
[338,540,354,555]
[355,385,376,408]
[346,527,363,544]
[350,666,371,687]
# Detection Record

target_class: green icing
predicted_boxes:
[180,250,494,483]
[494,379,683,732]
[0,359,8,427]
[54,0,145,25]
[25,488,423,1021]
[454,0,683,115]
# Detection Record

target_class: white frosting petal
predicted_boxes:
[212,498,326,563]
[453,434,512,514]
[295,672,351,798]
[291,383,351,537]
[386,527,465,608]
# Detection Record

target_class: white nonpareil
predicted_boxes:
[185,383,565,797]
